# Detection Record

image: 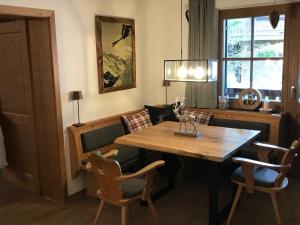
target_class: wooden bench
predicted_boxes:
[67,106,287,197]
[67,108,144,179]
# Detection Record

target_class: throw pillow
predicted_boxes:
[161,103,179,122]
[182,110,212,125]
[144,105,166,125]
[122,109,153,133]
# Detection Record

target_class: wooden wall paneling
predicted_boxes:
[28,18,66,201]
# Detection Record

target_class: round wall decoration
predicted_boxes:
[239,88,262,110]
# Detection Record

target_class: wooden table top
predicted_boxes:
[115,121,261,162]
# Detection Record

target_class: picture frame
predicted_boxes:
[95,16,136,94]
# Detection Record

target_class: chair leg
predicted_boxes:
[126,206,130,222]
[121,206,129,225]
[227,185,243,225]
[93,200,105,225]
[128,204,132,219]
[146,197,161,225]
[270,192,282,225]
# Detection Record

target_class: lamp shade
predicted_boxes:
[69,91,83,101]
[269,10,280,29]
[164,59,217,82]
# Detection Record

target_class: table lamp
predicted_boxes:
[69,90,85,127]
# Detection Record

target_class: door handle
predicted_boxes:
[291,86,297,99]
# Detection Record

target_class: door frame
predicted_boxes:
[0,5,67,202]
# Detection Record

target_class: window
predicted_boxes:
[222,15,285,101]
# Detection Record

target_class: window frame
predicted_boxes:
[218,4,291,106]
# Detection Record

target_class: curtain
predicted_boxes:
[185,0,217,108]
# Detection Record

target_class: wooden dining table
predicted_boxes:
[115,121,261,225]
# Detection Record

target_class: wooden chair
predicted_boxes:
[88,151,165,225]
[227,139,300,225]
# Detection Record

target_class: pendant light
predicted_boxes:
[164,0,217,83]
[269,0,280,29]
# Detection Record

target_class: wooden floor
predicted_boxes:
[1,173,300,225]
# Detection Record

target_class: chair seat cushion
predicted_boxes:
[232,166,288,188]
[120,178,145,198]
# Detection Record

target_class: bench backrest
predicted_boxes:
[81,123,124,153]
[210,118,269,142]
[68,108,143,178]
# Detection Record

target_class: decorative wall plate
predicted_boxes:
[239,88,262,110]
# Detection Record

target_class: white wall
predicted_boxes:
[141,0,189,105]
[0,0,298,195]
[0,0,147,195]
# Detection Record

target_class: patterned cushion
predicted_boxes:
[122,109,153,133]
[182,110,212,125]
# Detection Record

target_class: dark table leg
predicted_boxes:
[141,153,181,206]
[208,161,220,225]
[208,161,233,225]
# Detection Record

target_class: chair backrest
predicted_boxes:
[276,139,300,186]
[88,154,123,201]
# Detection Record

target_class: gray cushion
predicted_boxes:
[210,118,269,142]
[115,146,140,164]
[121,178,144,198]
[237,145,259,160]
[232,166,288,188]
[81,123,123,153]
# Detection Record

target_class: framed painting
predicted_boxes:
[95,16,136,94]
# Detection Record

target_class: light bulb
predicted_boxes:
[167,68,171,76]
[194,67,205,79]
[177,66,187,78]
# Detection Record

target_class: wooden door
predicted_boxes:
[0,20,39,192]
[287,3,300,144]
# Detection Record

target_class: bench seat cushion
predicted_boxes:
[235,145,259,160]
[115,146,140,165]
